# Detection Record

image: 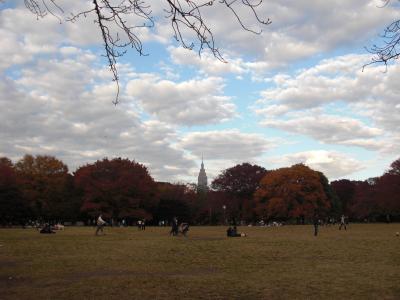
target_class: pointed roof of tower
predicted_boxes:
[198,154,208,192]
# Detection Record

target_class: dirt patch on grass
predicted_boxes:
[0,260,18,268]
[0,275,31,288]
[66,267,219,281]
[189,237,225,241]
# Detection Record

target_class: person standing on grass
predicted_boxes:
[339,214,347,230]
[141,219,146,230]
[95,214,106,236]
[170,217,178,236]
[313,212,319,236]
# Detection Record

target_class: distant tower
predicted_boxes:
[197,156,208,193]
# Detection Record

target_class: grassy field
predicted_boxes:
[0,224,399,299]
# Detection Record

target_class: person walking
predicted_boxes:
[95,214,106,235]
[339,214,347,230]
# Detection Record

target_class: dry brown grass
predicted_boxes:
[0,224,399,299]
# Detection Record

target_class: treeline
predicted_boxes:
[0,155,399,225]
[331,158,400,222]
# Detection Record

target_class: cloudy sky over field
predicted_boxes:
[0,0,399,182]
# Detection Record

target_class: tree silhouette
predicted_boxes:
[211,163,268,222]
[0,158,30,225]
[23,0,271,104]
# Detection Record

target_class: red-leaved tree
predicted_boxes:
[14,154,72,220]
[211,163,268,223]
[0,157,29,224]
[75,158,157,221]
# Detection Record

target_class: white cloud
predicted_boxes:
[0,55,196,182]
[193,0,397,72]
[255,54,400,152]
[0,29,33,71]
[178,129,274,180]
[257,54,370,110]
[178,129,273,160]
[169,46,247,75]
[273,150,364,179]
[260,114,383,150]
[126,76,237,125]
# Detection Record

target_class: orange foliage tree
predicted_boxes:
[254,164,331,222]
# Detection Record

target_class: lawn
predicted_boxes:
[0,224,399,299]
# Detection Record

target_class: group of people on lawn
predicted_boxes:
[54,213,350,237]
[94,214,190,236]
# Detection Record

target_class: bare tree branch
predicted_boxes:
[23,0,271,104]
[365,0,400,70]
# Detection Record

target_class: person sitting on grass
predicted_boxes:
[40,223,55,234]
[227,226,246,237]
[179,223,189,236]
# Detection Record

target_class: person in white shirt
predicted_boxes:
[95,214,106,235]
[339,214,347,230]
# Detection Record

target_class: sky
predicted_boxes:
[0,0,399,183]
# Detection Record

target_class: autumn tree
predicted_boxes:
[254,164,331,222]
[0,157,29,225]
[75,157,157,221]
[318,171,341,216]
[203,190,233,224]
[375,173,400,218]
[373,158,400,219]
[330,179,357,215]
[22,0,271,104]
[347,180,378,220]
[155,182,196,224]
[211,163,268,223]
[387,157,400,175]
[0,157,13,168]
[14,154,74,221]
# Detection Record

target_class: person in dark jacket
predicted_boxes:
[313,213,319,236]
[170,217,178,236]
[40,223,55,234]
[227,226,243,237]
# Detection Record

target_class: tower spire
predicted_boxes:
[197,154,208,193]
